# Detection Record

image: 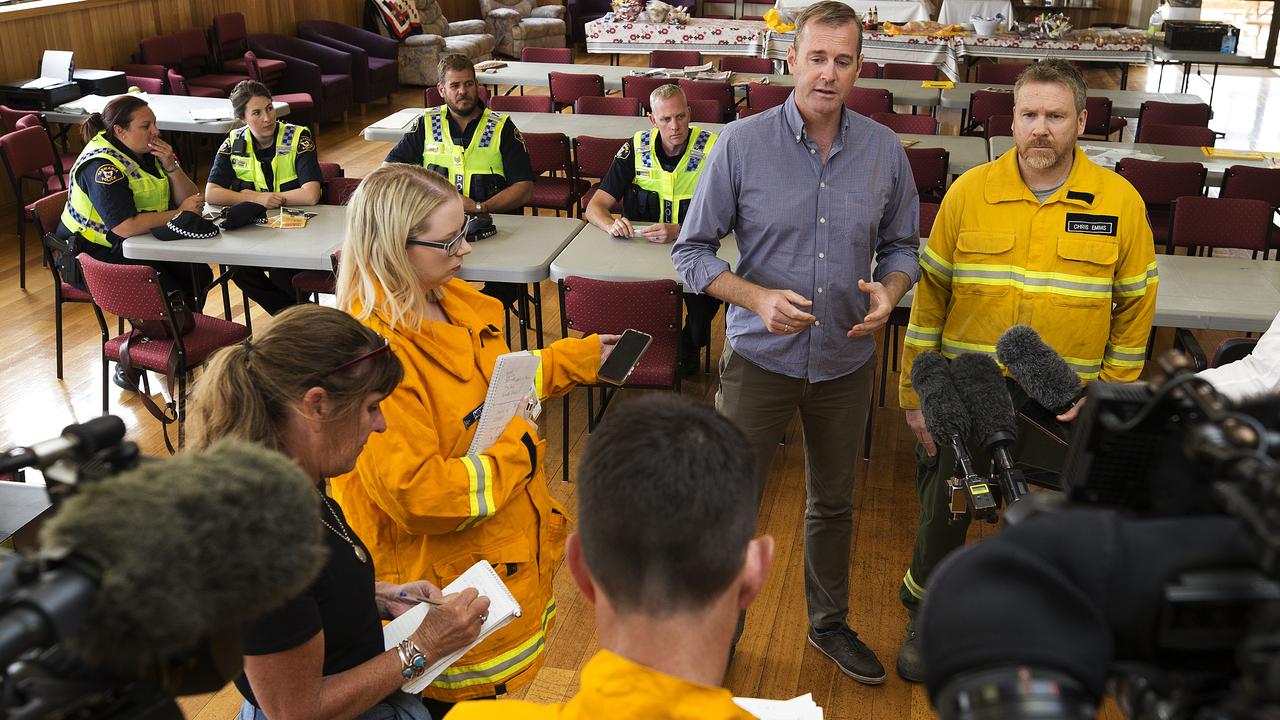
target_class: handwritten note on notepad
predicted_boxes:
[466,351,541,456]
[382,561,522,693]
[734,693,825,719]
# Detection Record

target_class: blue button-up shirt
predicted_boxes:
[671,96,922,382]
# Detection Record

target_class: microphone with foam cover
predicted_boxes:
[24,439,328,684]
[910,351,998,520]
[950,353,1028,506]
[995,325,1083,415]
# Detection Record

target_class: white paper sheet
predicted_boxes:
[40,50,74,81]
[734,693,825,720]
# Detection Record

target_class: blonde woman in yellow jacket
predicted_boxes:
[333,164,617,710]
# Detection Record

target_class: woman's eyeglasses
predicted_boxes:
[407,221,467,256]
[321,337,391,377]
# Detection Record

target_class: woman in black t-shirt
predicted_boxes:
[186,304,490,720]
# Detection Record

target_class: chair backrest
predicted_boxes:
[859,60,879,78]
[1212,337,1257,368]
[522,47,573,63]
[213,12,249,60]
[1169,196,1271,253]
[747,82,791,110]
[423,85,491,107]
[1219,165,1280,206]
[562,276,680,387]
[489,94,554,113]
[0,126,63,189]
[881,62,937,81]
[30,189,67,237]
[1082,95,1114,136]
[1137,100,1212,135]
[575,95,641,116]
[677,79,731,119]
[649,50,701,69]
[14,115,41,131]
[323,176,362,206]
[77,254,170,321]
[548,71,604,110]
[622,75,676,112]
[138,34,183,68]
[905,147,949,201]
[242,50,264,82]
[318,161,344,181]
[1114,158,1206,206]
[126,75,166,94]
[1137,123,1217,147]
[573,135,628,178]
[967,89,1015,132]
[974,62,1028,85]
[870,111,938,134]
[719,56,773,74]
[687,98,722,124]
[843,86,892,116]
[0,105,36,134]
[172,28,214,76]
[523,131,573,175]
[166,69,193,96]
[984,114,1014,139]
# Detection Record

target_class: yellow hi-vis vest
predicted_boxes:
[421,107,507,197]
[631,126,717,224]
[61,132,170,248]
[227,122,303,192]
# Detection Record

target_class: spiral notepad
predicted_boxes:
[382,560,522,693]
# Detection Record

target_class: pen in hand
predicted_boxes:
[398,590,445,607]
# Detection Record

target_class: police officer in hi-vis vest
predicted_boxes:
[206,80,323,315]
[56,95,212,388]
[384,53,535,309]
[584,84,722,374]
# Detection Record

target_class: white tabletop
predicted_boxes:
[939,0,1014,27]
[45,93,290,135]
[123,204,346,271]
[1152,43,1263,66]
[941,83,1204,117]
[988,137,1277,185]
[550,223,738,284]
[1152,254,1280,332]
[458,215,587,283]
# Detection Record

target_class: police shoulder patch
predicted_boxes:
[298,132,315,153]
[615,142,631,160]
[511,126,526,148]
[94,164,124,186]
[217,138,233,155]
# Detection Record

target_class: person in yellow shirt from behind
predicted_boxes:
[447,393,774,720]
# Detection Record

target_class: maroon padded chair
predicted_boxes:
[166,69,223,98]
[0,126,69,288]
[965,89,1015,136]
[549,72,605,112]
[523,132,587,217]
[974,62,1028,85]
[489,94,554,112]
[906,147,949,202]
[984,114,1014,139]
[844,86,892,116]
[870,111,938,134]
[298,20,400,106]
[678,79,733,122]
[558,276,682,481]
[424,85,492,107]
[1219,166,1280,256]
[919,200,941,237]
[1114,158,1207,247]
[212,12,286,83]
[248,33,355,124]
[1167,196,1272,258]
[687,98,722,124]
[125,75,166,94]
[292,251,343,304]
[522,47,573,63]
[621,75,676,112]
[32,191,92,379]
[242,52,316,129]
[140,30,248,97]
[10,115,76,176]
[747,82,791,110]
[1083,96,1127,140]
[0,105,39,133]
[882,62,938,81]
[649,50,701,68]
[1136,101,1212,141]
[860,61,880,79]
[77,254,251,449]
[573,135,628,213]
[719,56,773,74]
[575,95,642,116]
[1136,123,1217,147]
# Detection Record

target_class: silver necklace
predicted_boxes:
[319,494,368,564]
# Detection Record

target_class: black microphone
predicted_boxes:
[950,353,1029,507]
[910,351,998,521]
[1,440,328,688]
[0,416,126,475]
[995,325,1083,415]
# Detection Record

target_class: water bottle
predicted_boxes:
[1146,2,1164,37]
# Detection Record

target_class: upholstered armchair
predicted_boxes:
[480,0,567,58]
[366,0,496,85]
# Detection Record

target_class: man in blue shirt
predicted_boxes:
[672,0,920,686]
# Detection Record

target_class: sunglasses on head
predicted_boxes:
[320,336,391,378]
[407,220,468,256]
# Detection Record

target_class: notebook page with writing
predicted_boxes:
[466,351,541,456]
[382,561,522,693]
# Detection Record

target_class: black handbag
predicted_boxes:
[118,290,197,454]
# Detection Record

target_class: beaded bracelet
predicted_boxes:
[397,638,427,679]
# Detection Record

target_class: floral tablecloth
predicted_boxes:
[585,17,769,56]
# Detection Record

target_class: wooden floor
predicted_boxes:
[0,52,1269,720]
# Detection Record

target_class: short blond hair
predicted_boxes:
[1014,59,1087,113]
[794,0,863,55]
[338,164,461,329]
[649,83,687,111]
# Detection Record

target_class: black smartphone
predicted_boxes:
[596,329,653,386]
